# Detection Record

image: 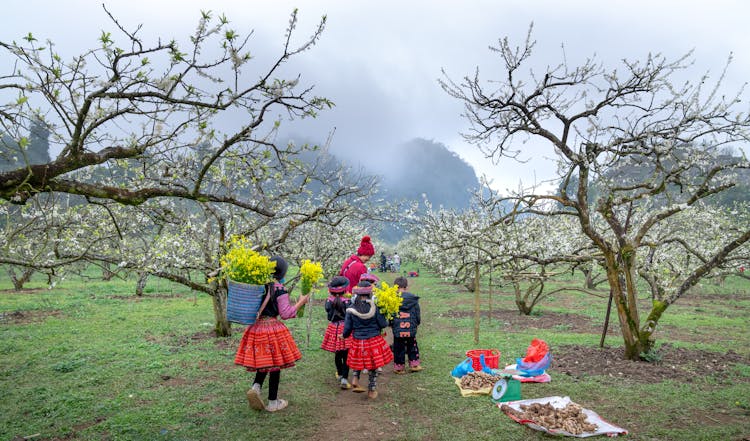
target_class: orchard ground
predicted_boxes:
[1,264,748,441]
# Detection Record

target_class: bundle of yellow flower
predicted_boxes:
[373,282,403,320]
[216,235,277,325]
[297,259,324,317]
[218,235,276,285]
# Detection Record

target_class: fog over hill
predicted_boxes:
[373,138,480,210]
[292,136,481,209]
[340,137,481,243]
[289,136,482,243]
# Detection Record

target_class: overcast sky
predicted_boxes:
[4,0,749,194]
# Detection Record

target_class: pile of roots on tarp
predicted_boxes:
[450,339,628,437]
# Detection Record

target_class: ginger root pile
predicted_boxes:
[459,371,502,390]
[501,402,598,435]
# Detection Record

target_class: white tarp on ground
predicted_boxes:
[498,395,628,437]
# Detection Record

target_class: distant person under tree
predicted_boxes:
[340,236,376,293]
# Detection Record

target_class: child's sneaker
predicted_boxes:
[266,399,288,412]
[367,389,378,399]
[394,368,406,375]
[340,378,352,389]
[409,365,424,372]
[246,385,264,411]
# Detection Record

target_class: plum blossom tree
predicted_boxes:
[638,202,750,307]
[0,8,330,205]
[441,28,750,359]
[497,214,600,315]
[407,193,502,343]
[411,192,599,317]
[0,9,383,336]
[0,148,378,336]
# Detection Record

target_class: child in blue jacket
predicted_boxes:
[341,280,393,399]
[391,277,422,374]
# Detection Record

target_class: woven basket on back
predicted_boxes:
[226,280,266,325]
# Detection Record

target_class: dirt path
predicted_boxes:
[307,370,396,441]
[307,273,423,441]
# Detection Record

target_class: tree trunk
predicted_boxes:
[135,272,149,296]
[473,262,480,344]
[604,250,644,360]
[212,287,232,337]
[582,267,595,289]
[638,300,669,354]
[8,267,34,290]
[512,281,533,315]
[515,300,533,316]
[101,263,115,281]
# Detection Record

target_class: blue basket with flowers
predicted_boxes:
[217,236,276,325]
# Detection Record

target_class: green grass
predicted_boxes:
[1,264,749,440]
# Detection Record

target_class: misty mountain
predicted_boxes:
[346,138,480,243]
[288,136,481,243]
[0,118,51,171]
[291,136,481,212]
[557,146,750,208]
[377,138,480,210]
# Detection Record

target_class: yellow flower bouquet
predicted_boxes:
[218,235,276,285]
[297,259,324,318]
[373,281,403,321]
[217,235,276,325]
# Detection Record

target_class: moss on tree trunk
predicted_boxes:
[212,288,231,337]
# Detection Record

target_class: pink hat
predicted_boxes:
[352,281,373,295]
[328,275,350,294]
[359,273,379,284]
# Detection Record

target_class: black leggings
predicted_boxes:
[253,370,280,401]
[393,337,420,365]
[335,350,349,378]
[353,369,379,390]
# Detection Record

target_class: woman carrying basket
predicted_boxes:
[235,256,310,412]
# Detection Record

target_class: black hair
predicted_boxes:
[269,256,288,280]
[332,294,344,311]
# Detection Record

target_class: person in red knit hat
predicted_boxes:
[339,235,375,293]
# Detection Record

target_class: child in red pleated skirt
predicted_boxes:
[341,280,393,399]
[321,275,354,389]
[235,256,310,412]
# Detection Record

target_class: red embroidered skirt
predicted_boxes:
[321,322,352,352]
[234,317,302,372]
[347,335,393,371]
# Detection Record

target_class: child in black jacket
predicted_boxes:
[391,277,423,374]
[321,276,353,389]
